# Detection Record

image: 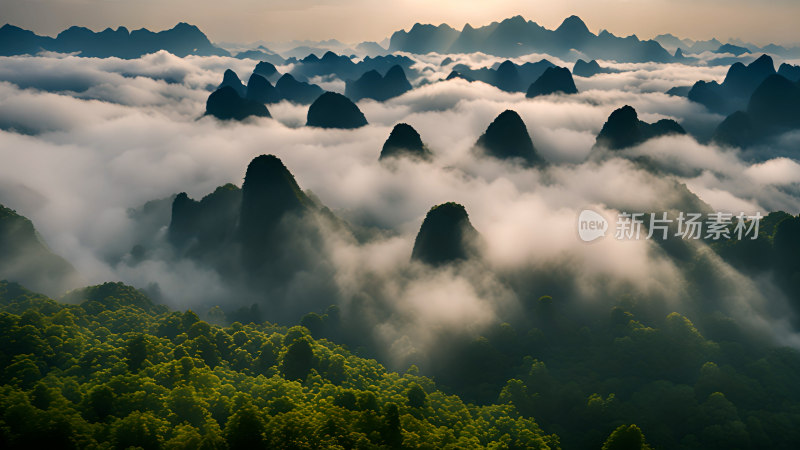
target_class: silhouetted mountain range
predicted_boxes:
[278,41,356,60]
[526,66,578,98]
[288,52,417,82]
[595,105,686,150]
[306,92,368,129]
[380,124,432,161]
[715,44,750,56]
[274,74,325,104]
[164,155,342,317]
[345,65,412,102]
[713,74,800,147]
[205,86,271,121]
[666,86,692,97]
[290,51,356,79]
[168,184,241,267]
[0,23,228,58]
[161,155,493,316]
[356,41,389,57]
[654,33,800,58]
[411,203,481,266]
[253,61,280,82]
[205,68,328,119]
[448,59,555,93]
[235,46,285,65]
[0,204,81,296]
[778,63,800,82]
[391,23,460,54]
[688,55,776,115]
[654,34,722,54]
[246,74,281,104]
[218,69,247,97]
[167,157,315,260]
[652,34,692,52]
[475,110,544,166]
[573,59,617,77]
[390,15,672,62]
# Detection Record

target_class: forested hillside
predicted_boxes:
[3,276,800,449]
[0,281,561,449]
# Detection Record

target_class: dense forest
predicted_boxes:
[2,270,800,449]
[0,281,565,449]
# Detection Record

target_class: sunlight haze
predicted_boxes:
[2,0,799,45]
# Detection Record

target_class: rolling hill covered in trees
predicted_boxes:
[0,281,562,449]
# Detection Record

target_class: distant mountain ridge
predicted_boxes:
[0,22,229,58]
[288,51,417,82]
[573,59,617,77]
[345,65,413,101]
[448,59,556,92]
[5,19,799,63]
[204,67,326,121]
[688,54,777,115]
[713,74,800,148]
[390,15,672,62]
[654,33,800,58]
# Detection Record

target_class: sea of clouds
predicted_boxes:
[1,50,799,367]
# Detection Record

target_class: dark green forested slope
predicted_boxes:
[444,301,800,449]
[6,277,800,450]
[0,281,561,449]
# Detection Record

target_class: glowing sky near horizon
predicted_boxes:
[1,0,799,45]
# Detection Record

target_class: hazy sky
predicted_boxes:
[2,0,799,45]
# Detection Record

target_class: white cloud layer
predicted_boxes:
[0,51,799,366]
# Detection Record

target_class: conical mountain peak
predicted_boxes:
[496,60,518,74]
[526,66,578,97]
[411,202,481,266]
[595,105,685,150]
[219,69,247,97]
[385,65,407,81]
[242,155,306,205]
[380,123,432,161]
[306,91,368,129]
[475,110,544,165]
[750,54,775,73]
[239,155,312,250]
[246,73,280,104]
[556,15,591,35]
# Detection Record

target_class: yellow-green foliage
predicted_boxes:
[0,281,559,449]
